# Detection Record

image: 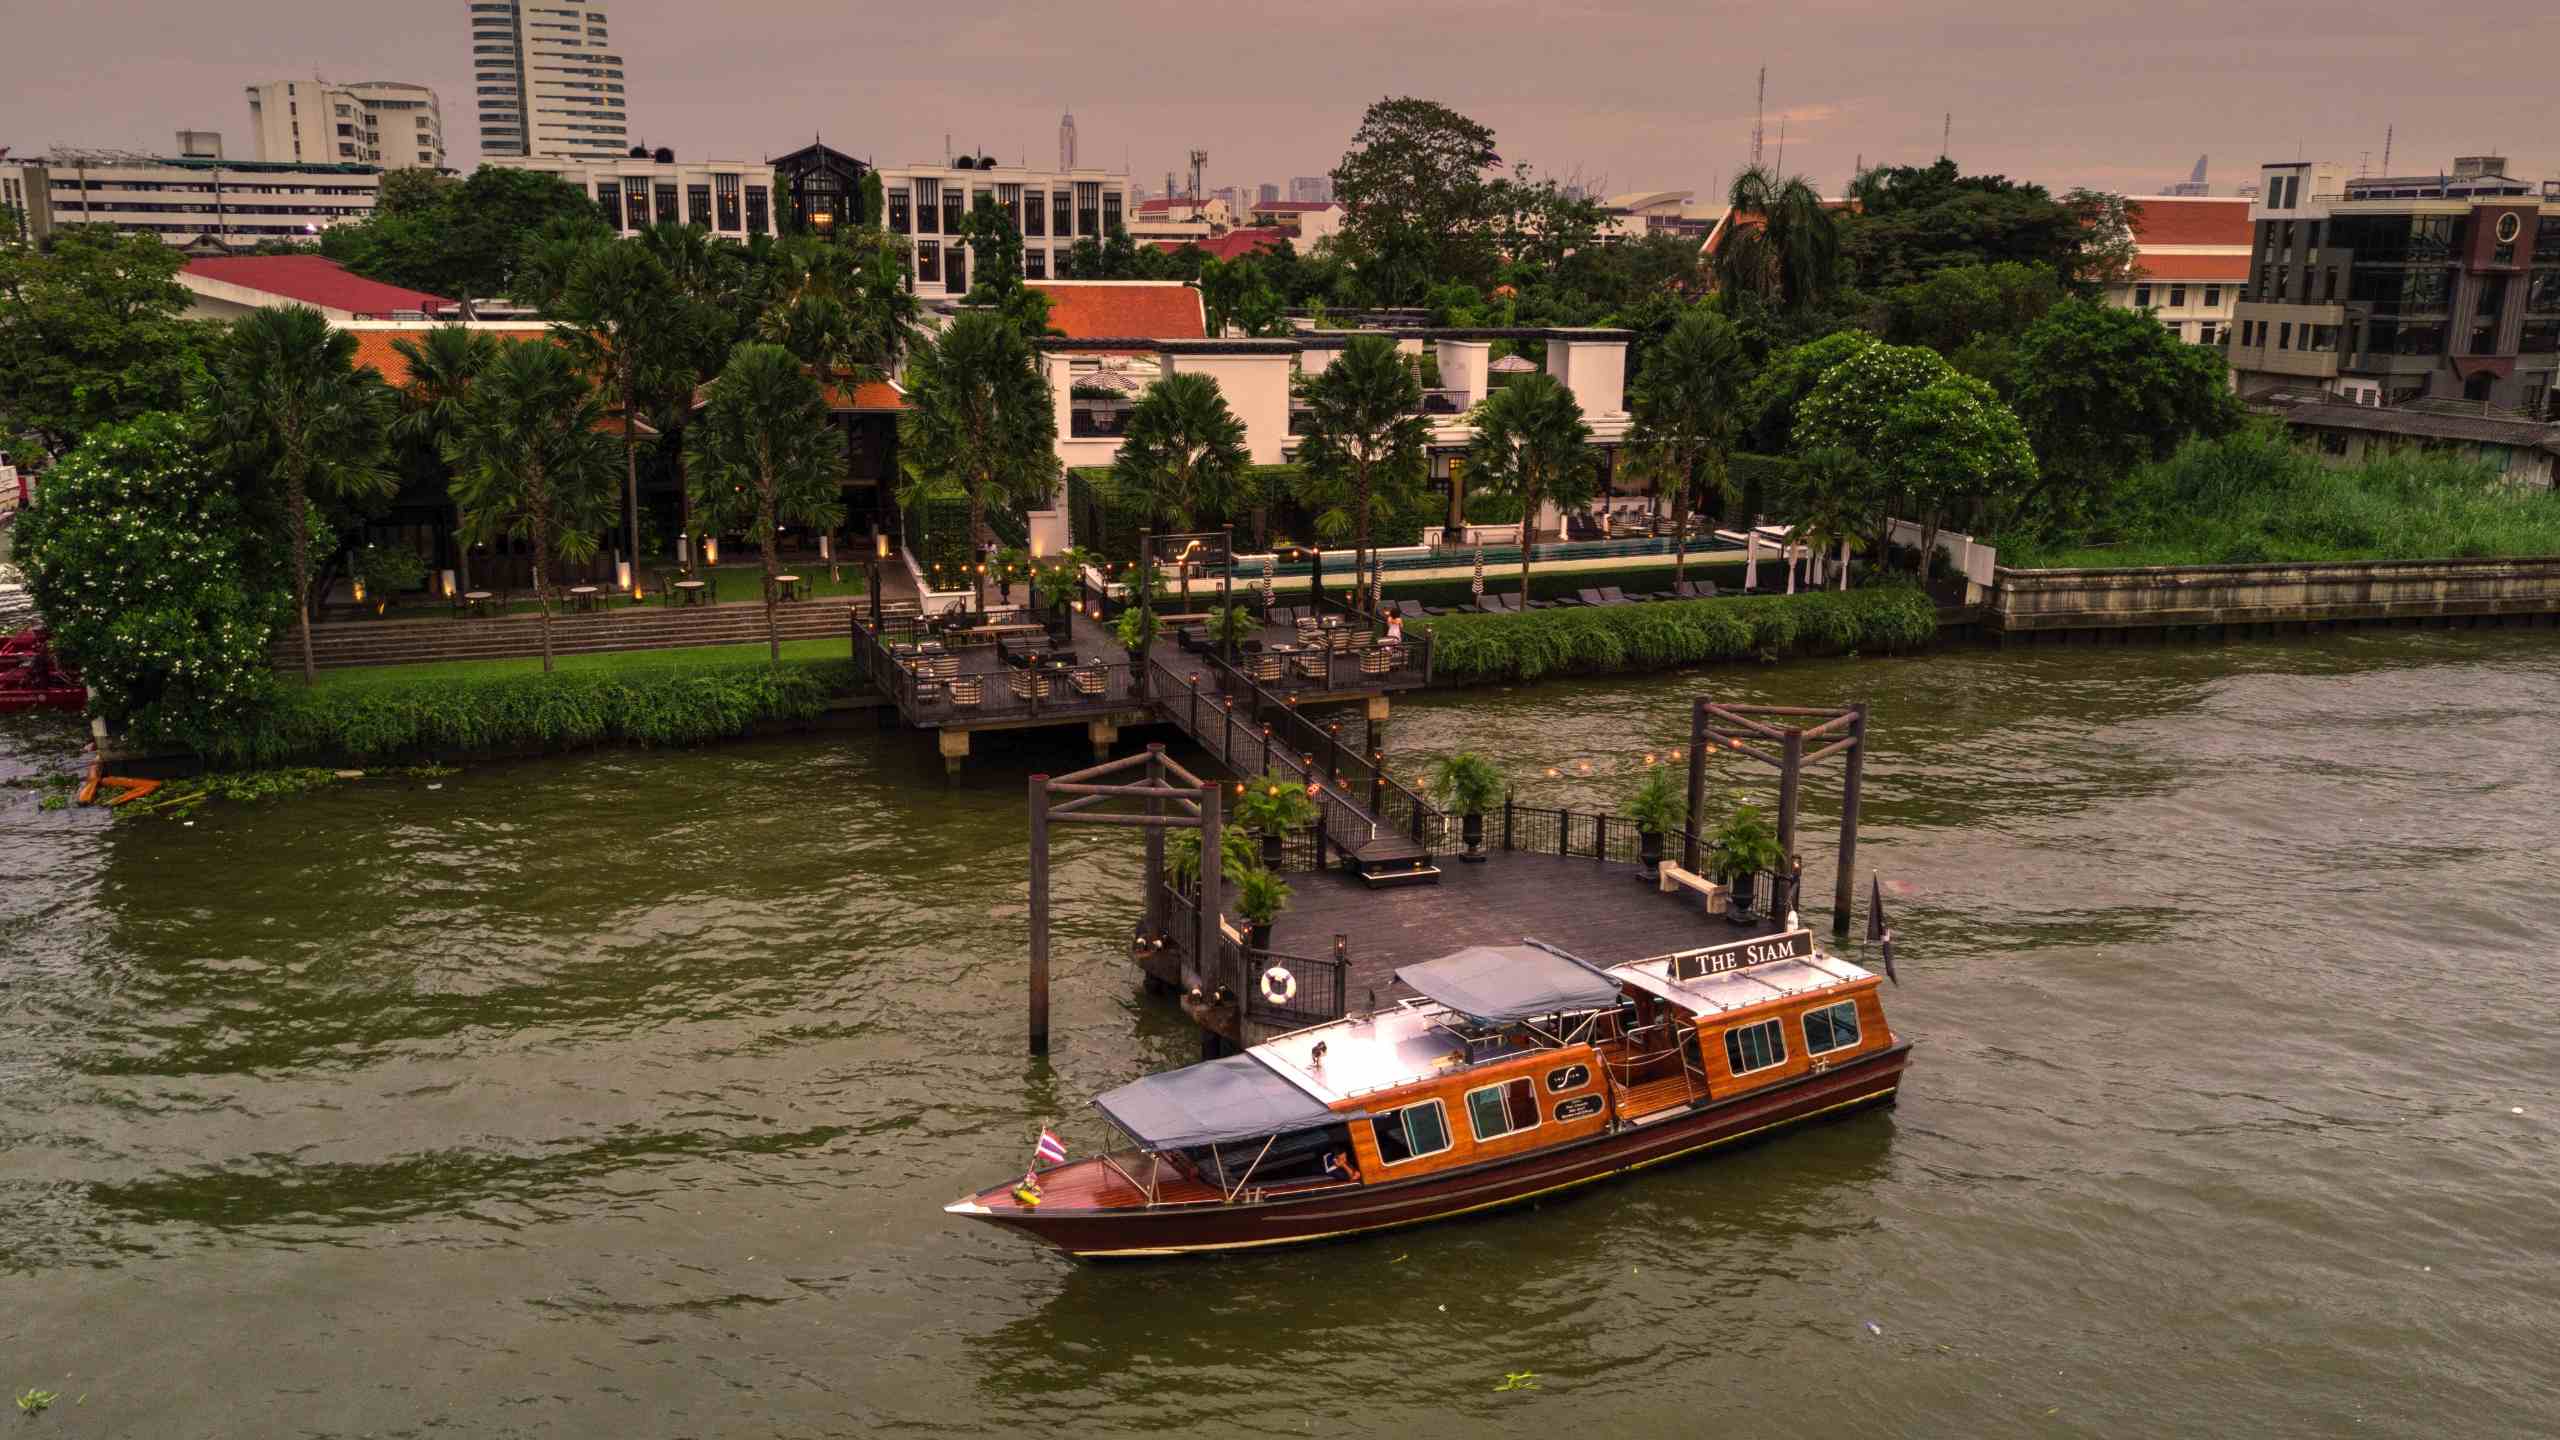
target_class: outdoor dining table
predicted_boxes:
[774,574,805,602]
[567,584,602,614]
[462,589,495,619]
[671,579,711,608]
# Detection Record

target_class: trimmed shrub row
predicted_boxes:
[1419,587,1938,684]
[196,658,862,766]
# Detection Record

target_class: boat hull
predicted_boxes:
[954,1042,1910,1258]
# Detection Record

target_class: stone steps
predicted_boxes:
[273,602,864,670]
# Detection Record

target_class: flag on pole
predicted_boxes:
[1866,873,1896,984]
[1034,1127,1069,1165]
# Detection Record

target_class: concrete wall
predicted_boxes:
[1992,555,2560,632]
[1162,351,1293,462]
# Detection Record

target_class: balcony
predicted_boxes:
[1071,401,1134,439]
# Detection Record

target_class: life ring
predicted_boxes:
[1259,965,1297,1005]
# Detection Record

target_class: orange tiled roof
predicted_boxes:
[2132,253,2252,282]
[1027,281,1206,344]
[2127,197,2251,247]
[349,326,653,434]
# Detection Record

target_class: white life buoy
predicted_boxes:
[1260,965,1298,1005]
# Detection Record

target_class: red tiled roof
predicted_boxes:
[181,256,455,316]
[1147,228,1287,263]
[821,378,905,411]
[2133,253,2253,281]
[1028,281,1206,343]
[346,326,549,388]
[1249,200,1336,213]
[2127,197,2251,248]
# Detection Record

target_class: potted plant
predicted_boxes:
[1234,865,1292,954]
[1165,827,1256,899]
[1234,771,1320,866]
[1114,604,1161,692]
[1709,799,1784,923]
[1206,604,1257,652]
[1430,752,1507,863]
[1626,767,1687,878]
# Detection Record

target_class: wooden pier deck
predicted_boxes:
[1265,850,1786,1018]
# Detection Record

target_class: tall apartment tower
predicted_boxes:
[1288,174,1331,203]
[1058,110,1077,171]
[246,80,446,168]
[469,1,630,160]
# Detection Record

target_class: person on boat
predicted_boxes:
[1324,1149,1359,1183]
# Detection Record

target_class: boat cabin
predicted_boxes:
[971,930,1895,1218]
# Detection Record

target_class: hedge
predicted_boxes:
[196,658,861,766]
[1417,586,1937,683]
[1074,465,1311,562]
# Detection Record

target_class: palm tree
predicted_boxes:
[896,310,1060,608]
[1113,372,1250,530]
[553,238,676,591]
[1716,165,1840,311]
[759,291,871,387]
[388,325,502,586]
[442,342,620,672]
[1627,308,1750,590]
[1294,334,1431,627]
[199,305,396,683]
[688,343,849,661]
[1466,372,1597,603]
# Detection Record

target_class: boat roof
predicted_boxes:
[1091,1051,1360,1150]
[1392,942,1621,1024]
[1609,931,1875,1015]
[1255,1002,1473,1106]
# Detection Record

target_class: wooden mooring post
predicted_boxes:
[1025,745,1218,1056]
[1685,696,1874,935]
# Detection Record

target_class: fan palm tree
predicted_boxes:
[199,304,396,683]
[689,343,849,662]
[1294,334,1431,627]
[553,238,676,591]
[442,342,620,672]
[1113,372,1251,530]
[759,291,872,387]
[896,310,1060,608]
[1627,308,1750,589]
[1716,165,1841,311]
[388,325,502,585]
[1465,372,1597,603]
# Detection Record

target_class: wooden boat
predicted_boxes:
[0,628,85,716]
[949,928,1909,1258]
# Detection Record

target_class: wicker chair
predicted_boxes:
[928,653,960,681]
[1070,665,1106,698]
[948,676,984,709]
[1007,669,1051,702]
[1252,653,1286,684]
[1293,651,1328,682]
[1360,645,1395,677]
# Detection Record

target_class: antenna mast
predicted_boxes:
[2382,123,2394,174]
[1941,112,1952,161]
[1750,66,1766,168]
[1775,117,1786,176]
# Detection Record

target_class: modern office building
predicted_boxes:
[877,158,1133,294]
[6,138,383,247]
[2103,195,2251,345]
[245,79,445,169]
[486,151,777,237]
[470,0,630,160]
[1287,175,1331,204]
[2227,155,2560,414]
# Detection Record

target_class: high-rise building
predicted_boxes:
[1287,175,1331,204]
[1058,110,1077,171]
[469,1,630,160]
[1257,182,1279,205]
[245,79,445,169]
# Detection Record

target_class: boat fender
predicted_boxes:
[1260,966,1297,1005]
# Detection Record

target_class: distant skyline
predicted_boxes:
[3,0,2552,204]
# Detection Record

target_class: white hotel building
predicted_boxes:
[4,137,383,248]
[244,79,446,170]
[469,0,630,160]
[876,159,1133,295]
[486,152,778,238]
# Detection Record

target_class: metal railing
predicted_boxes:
[1151,881,1350,1028]
[852,613,1136,726]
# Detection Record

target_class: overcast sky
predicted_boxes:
[3,0,2549,204]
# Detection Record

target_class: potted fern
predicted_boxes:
[1234,865,1293,953]
[1167,828,1257,899]
[1207,603,1258,652]
[1626,767,1687,878]
[1234,771,1320,866]
[1430,752,1506,863]
[1114,604,1161,693]
[1709,799,1785,923]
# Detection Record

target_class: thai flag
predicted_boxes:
[1034,1128,1069,1166]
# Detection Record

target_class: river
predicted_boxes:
[4,630,2556,1437]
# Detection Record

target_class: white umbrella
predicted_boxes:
[1744,530,1760,591]
[1261,552,1274,613]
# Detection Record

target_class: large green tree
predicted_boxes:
[1838,159,2087,290]
[16,412,284,743]
[1877,260,2068,387]
[387,325,504,578]
[1875,375,2038,575]
[2008,298,2240,521]
[442,342,620,672]
[1113,372,1252,532]
[1716,165,1842,312]
[688,343,848,661]
[199,306,396,683]
[0,225,214,456]
[1330,97,1502,303]
[552,237,677,586]
[896,309,1061,607]
[1628,307,1753,585]
[1741,330,1876,453]
[322,164,605,300]
[1466,372,1597,600]
[1295,334,1432,621]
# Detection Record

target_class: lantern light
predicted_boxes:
[351,577,367,603]
[705,536,721,566]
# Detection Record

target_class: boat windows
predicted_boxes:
[1465,1077,1540,1142]
[1724,1017,1787,1076]
[1372,1100,1451,1165]
[1803,1001,1861,1057]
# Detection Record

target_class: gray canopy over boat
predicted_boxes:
[1394,942,1623,1023]
[1093,1053,1358,1150]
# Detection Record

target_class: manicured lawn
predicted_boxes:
[308,636,856,692]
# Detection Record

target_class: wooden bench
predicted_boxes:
[1656,862,1728,915]
[1349,836,1441,889]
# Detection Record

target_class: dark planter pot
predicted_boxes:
[1247,921,1273,953]
[1461,810,1487,863]
[1638,827,1664,875]
[1261,831,1284,867]
[1725,870,1757,923]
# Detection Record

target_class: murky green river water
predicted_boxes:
[5,631,2557,1437]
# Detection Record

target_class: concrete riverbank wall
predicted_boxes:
[1990,556,2560,638]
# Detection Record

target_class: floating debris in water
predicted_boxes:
[1493,1371,1539,1392]
[1866,1321,1883,1336]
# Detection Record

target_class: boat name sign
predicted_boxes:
[1668,930,1814,982]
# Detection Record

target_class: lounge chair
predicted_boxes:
[1473,596,1507,615]
[1675,579,1718,600]
[1574,588,1609,607]
[1396,600,1428,621]
[1498,593,1530,613]
[1598,586,1634,606]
